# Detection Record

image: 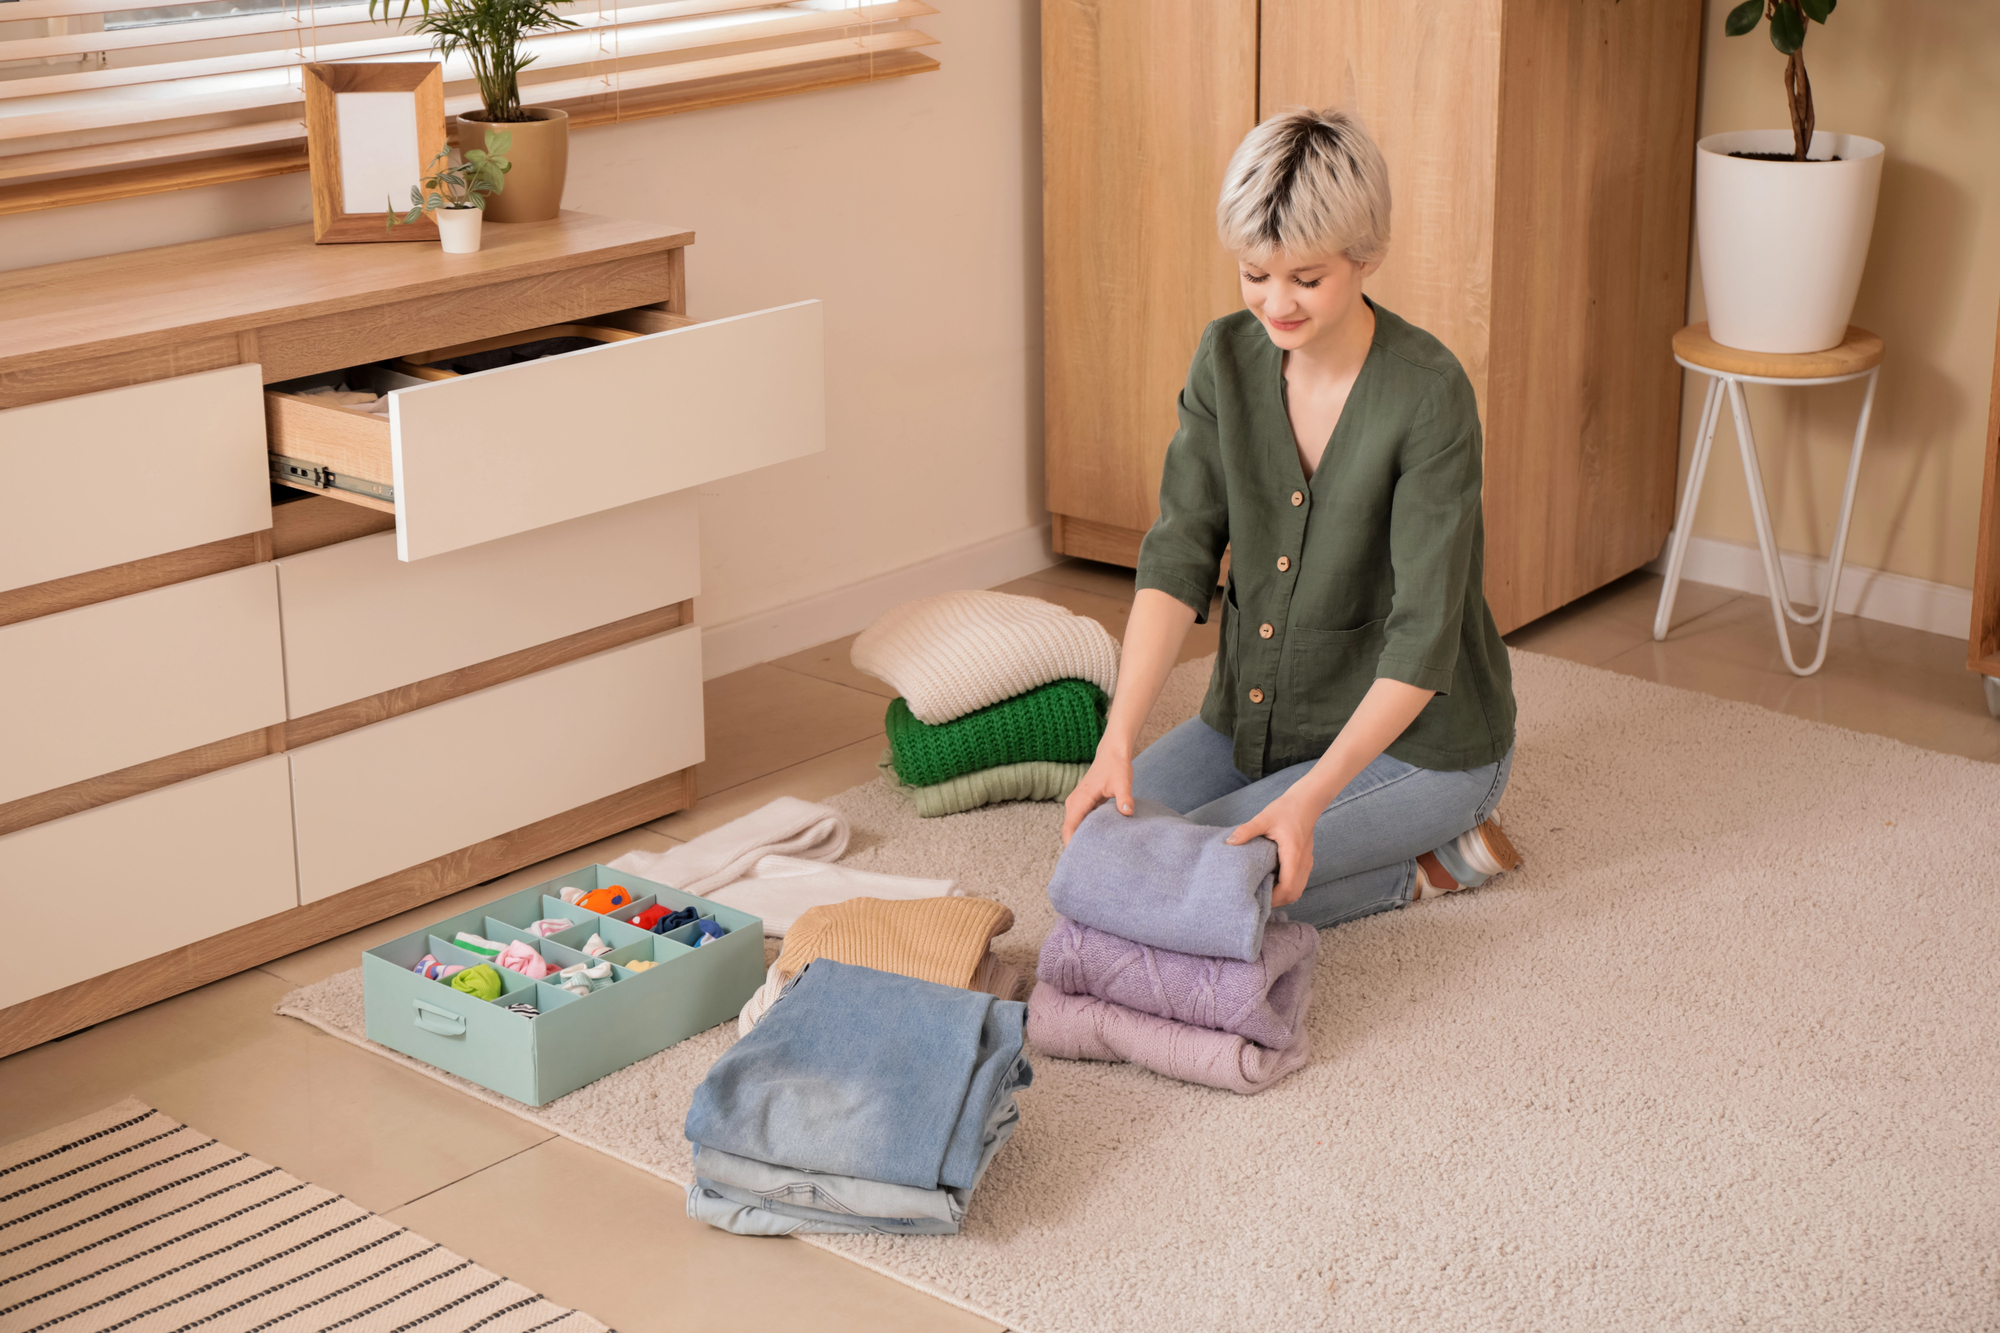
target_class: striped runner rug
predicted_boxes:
[0,1100,609,1333]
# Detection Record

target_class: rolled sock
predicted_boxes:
[626,959,655,972]
[506,1002,540,1018]
[494,940,556,979]
[654,907,699,934]
[582,933,614,957]
[559,886,585,905]
[450,964,502,1000]
[557,960,614,996]
[413,955,464,981]
[529,919,573,937]
[453,931,503,958]
[691,919,727,947]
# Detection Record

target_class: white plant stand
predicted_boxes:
[1654,323,1885,677]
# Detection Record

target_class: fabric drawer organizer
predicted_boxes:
[362,864,763,1106]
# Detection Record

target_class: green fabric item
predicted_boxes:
[879,750,1088,817]
[450,964,502,1001]
[885,679,1107,788]
[1136,301,1516,777]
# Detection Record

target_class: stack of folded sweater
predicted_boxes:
[684,959,1031,1236]
[737,894,1022,1032]
[855,590,1119,816]
[1029,798,1317,1094]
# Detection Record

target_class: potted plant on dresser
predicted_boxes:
[388,130,512,252]
[1696,0,1883,352]
[374,0,577,222]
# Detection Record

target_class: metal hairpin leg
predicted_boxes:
[1653,364,1880,678]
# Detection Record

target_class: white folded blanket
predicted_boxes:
[708,855,957,937]
[610,796,848,898]
[851,589,1120,725]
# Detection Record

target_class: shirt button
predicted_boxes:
[1290,490,1304,506]
[1276,555,1291,572]
[1248,687,1265,704]
[1259,622,1273,639]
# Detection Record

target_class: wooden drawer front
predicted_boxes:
[267,300,825,562]
[0,365,270,595]
[0,755,297,1008]
[289,625,703,903]
[276,490,699,718]
[0,564,286,806]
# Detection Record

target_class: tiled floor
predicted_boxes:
[2,559,1992,1333]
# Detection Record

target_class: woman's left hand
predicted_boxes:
[1226,793,1317,907]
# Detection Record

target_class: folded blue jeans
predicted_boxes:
[1131,719,1514,929]
[684,959,1029,1191]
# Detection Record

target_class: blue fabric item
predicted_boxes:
[1046,796,1277,963]
[652,906,699,934]
[1131,717,1514,929]
[684,959,1026,1191]
[691,918,727,946]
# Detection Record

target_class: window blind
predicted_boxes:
[0,0,937,189]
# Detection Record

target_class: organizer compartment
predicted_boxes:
[362,864,763,1105]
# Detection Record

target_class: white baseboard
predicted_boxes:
[1648,533,1973,640]
[699,523,1060,679]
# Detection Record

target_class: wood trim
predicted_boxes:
[1051,513,1146,569]
[0,50,939,221]
[1970,292,2000,672]
[0,726,280,839]
[0,530,270,629]
[283,600,694,748]
[304,62,446,245]
[271,495,398,559]
[0,766,696,1057]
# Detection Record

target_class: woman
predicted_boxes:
[1060,107,1520,926]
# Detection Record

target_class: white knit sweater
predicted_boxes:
[851,589,1121,725]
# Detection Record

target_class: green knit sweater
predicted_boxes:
[879,751,1088,817]
[884,679,1107,787]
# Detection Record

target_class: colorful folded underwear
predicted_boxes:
[556,960,614,996]
[559,885,632,914]
[449,964,503,1000]
[494,940,557,979]
[413,955,464,981]
[630,904,700,934]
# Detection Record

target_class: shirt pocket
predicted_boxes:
[1282,617,1388,740]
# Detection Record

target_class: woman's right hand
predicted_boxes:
[1061,744,1135,845]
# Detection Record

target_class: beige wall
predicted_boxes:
[1680,0,2000,590]
[0,1,1045,631]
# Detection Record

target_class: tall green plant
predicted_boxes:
[1725,0,1837,162]
[371,0,576,122]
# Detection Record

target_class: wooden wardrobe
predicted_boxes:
[1042,0,1703,634]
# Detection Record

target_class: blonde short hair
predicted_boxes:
[1216,107,1391,265]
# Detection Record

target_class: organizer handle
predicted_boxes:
[413,999,467,1037]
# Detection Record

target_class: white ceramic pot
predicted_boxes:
[434,206,483,254]
[1695,129,1883,353]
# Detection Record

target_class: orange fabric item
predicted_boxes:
[576,886,630,914]
[776,895,1013,989]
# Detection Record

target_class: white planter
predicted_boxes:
[434,206,483,254]
[1695,129,1883,354]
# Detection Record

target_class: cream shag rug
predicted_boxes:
[0,1099,608,1332]
[279,651,2000,1333]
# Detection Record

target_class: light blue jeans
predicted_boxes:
[1131,719,1514,930]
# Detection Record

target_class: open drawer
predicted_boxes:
[264,300,824,561]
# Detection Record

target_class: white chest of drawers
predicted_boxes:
[0,213,825,1054]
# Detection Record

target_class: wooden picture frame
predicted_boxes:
[303,62,447,244]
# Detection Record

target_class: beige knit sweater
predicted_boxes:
[851,589,1120,725]
[774,894,1014,987]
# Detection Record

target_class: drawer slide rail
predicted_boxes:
[270,454,396,504]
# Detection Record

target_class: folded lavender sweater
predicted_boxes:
[1045,798,1276,963]
[1037,915,1317,1049]
[1025,982,1310,1095]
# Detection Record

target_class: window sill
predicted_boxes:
[0,47,938,220]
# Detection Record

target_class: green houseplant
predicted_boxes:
[1693,0,1881,352]
[388,130,511,253]
[372,0,576,222]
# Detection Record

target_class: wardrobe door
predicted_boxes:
[1042,0,1257,567]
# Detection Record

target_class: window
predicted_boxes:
[0,0,937,210]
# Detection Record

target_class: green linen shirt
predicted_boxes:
[1135,302,1516,778]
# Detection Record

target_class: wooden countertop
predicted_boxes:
[0,211,693,407]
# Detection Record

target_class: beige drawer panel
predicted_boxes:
[0,755,297,1008]
[289,624,703,903]
[267,301,825,562]
[276,490,699,718]
[0,365,269,594]
[0,564,286,806]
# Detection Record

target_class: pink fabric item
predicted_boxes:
[1037,915,1318,1049]
[529,919,573,938]
[494,940,556,979]
[1026,981,1311,1095]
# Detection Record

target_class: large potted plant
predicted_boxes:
[374,0,577,223]
[1695,0,1883,353]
